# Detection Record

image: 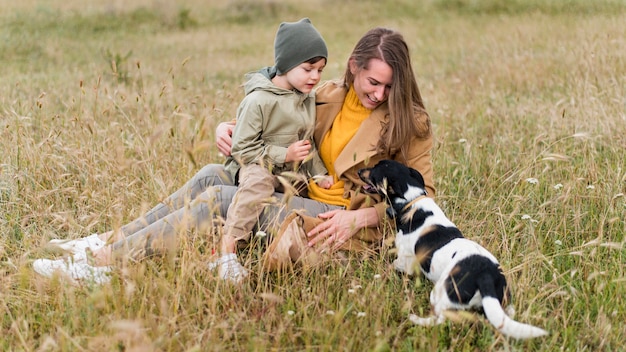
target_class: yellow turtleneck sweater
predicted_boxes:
[308,86,371,207]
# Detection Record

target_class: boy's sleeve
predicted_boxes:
[231,98,268,165]
[231,96,288,168]
[308,147,328,177]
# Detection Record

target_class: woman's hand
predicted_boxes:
[216,121,235,156]
[306,208,378,251]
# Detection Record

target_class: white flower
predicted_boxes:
[554,240,563,246]
[287,310,295,316]
[357,312,366,318]
[521,214,539,223]
[526,178,539,185]
[553,183,563,190]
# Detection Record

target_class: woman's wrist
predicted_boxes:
[354,207,379,229]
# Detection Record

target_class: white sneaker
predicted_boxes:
[48,234,106,256]
[32,257,111,285]
[208,253,249,284]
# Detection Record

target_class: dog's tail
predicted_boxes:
[477,275,548,339]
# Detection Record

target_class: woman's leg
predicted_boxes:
[33,184,237,284]
[104,164,234,242]
[256,192,342,233]
[95,184,237,263]
[33,182,342,284]
[94,186,340,266]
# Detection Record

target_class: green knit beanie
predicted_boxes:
[274,18,328,75]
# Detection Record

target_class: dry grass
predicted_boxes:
[1,0,625,350]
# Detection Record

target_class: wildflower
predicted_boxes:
[526,178,539,185]
[521,214,539,223]
[553,183,563,190]
[348,284,362,294]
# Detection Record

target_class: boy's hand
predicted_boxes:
[286,140,312,163]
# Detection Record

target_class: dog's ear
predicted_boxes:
[384,177,404,197]
[409,167,426,189]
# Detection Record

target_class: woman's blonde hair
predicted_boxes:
[343,27,431,155]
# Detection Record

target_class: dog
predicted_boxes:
[358,160,548,340]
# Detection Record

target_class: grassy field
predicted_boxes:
[1,0,625,350]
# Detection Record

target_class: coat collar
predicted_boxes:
[315,81,389,177]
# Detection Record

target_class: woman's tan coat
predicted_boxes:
[314,80,435,243]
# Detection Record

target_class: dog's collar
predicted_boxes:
[402,195,429,211]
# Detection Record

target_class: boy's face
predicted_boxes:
[284,59,326,94]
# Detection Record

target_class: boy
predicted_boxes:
[214,18,332,283]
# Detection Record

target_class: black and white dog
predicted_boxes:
[358,160,548,340]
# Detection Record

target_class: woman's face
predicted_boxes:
[350,58,393,110]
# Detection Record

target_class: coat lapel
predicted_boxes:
[334,105,387,177]
[314,80,389,177]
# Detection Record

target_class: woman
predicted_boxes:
[33,27,435,285]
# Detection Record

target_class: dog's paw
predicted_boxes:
[393,257,415,275]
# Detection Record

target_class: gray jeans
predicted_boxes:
[110,164,341,259]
